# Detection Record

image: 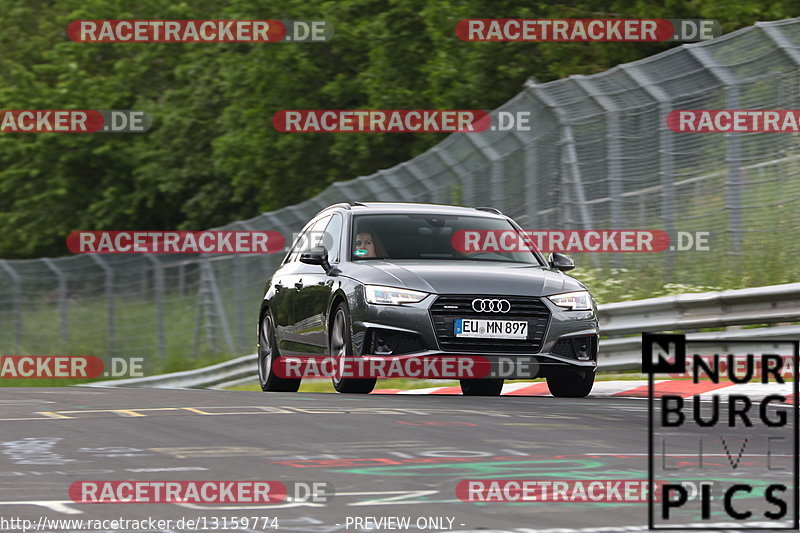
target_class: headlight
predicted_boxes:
[548,291,593,311]
[365,285,429,305]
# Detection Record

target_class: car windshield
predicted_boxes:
[351,213,542,264]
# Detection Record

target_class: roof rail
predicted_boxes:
[475,206,502,215]
[351,202,369,207]
[314,203,351,218]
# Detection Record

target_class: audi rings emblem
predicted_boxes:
[471,298,511,313]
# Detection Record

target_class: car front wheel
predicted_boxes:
[330,303,376,394]
[258,312,301,392]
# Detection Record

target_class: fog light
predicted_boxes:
[576,342,591,360]
[367,329,425,356]
[374,336,392,355]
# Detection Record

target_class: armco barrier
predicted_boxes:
[87,283,800,388]
[83,353,257,389]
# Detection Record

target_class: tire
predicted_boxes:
[546,369,595,398]
[330,303,376,394]
[459,378,504,396]
[258,312,301,392]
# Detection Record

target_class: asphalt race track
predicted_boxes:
[0,387,794,533]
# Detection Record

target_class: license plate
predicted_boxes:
[454,319,528,339]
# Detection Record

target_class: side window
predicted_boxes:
[321,213,343,263]
[286,215,331,263]
[284,224,311,264]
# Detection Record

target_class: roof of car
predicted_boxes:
[319,202,505,218]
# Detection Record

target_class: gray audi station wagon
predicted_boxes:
[258,202,599,397]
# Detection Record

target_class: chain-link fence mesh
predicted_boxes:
[1,19,799,368]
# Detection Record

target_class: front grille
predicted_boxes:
[429,295,550,353]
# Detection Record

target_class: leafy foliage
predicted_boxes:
[1,0,799,257]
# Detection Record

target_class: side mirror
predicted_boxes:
[300,246,331,271]
[549,252,575,272]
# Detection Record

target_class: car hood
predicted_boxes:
[346,260,586,296]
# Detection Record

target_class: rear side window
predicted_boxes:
[321,213,343,263]
[286,215,331,263]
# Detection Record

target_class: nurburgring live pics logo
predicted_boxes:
[643,333,799,530]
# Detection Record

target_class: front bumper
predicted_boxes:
[350,290,599,377]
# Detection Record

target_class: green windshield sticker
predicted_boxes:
[354,249,367,256]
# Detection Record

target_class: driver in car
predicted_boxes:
[354,231,386,258]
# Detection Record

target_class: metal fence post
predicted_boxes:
[177,263,185,298]
[758,23,800,65]
[233,255,246,354]
[572,76,623,229]
[688,46,743,253]
[523,139,539,228]
[88,255,115,355]
[144,255,166,361]
[525,83,598,267]
[468,131,505,208]
[561,126,595,229]
[201,259,235,356]
[620,63,677,274]
[433,145,472,206]
[400,161,437,204]
[0,260,22,352]
[573,76,623,268]
[42,258,68,346]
